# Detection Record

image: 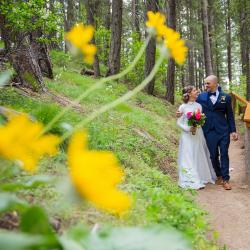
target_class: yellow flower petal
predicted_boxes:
[145,11,188,64]
[0,114,60,172]
[163,27,188,65]
[68,131,131,215]
[65,23,94,48]
[65,23,97,65]
[146,11,167,39]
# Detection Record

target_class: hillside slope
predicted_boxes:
[0,52,217,249]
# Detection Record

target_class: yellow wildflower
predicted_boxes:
[146,11,188,64]
[0,114,60,172]
[68,131,131,215]
[146,11,166,39]
[164,27,188,65]
[65,23,97,65]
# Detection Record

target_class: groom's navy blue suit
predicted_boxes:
[196,88,236,181]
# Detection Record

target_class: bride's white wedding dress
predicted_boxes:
[177,101,216,189]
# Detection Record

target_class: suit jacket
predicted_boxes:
[196,89,236,135]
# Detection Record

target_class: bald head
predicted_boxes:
[204,75,218,92]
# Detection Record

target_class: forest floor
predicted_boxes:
[197,133,250,250]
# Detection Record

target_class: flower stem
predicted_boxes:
[42,35,152,135]
[60,53,165,142]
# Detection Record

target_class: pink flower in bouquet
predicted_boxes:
[195,108,201,114]
[195,113,201,120]
[186,111,193,119]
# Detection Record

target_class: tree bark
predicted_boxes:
[30,29,53,79]
[107,0,123,76]
[166,0,176,104]
[198,53,204,90]
[215,40,220,80]
[103,0,111,30]
[226,0,232,83]
[201,0,213,76]
[0,13,12,52]
[132,0,141,39]
[207,0,214,70]
[187,1,195,85]
[10,35,45,91]
[66,0,76,31]
[85,0,101,77]
[0,12,45,91]
[144,0,158,95]
[239,0,250,100]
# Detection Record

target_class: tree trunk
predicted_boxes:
[107,0,123,76]
[0,12,45,91]
[59,0,67,51]
[132,0,141,39]
[166,0,176,104]
[103,0,111,30]
[144,0,158,95]
[194,50,199,88]
[201,0,213,76]
[187,0,195,85]
[207,0,214,70]
[215,40,220,81]
[10,35,45,91]
[66,0,76,31]
[0,13,12,52]
[198,53,204,90]
[30,30,53,79]
[239,0,250,100]
[48,0,60,50]
[85,0,101,77]
[226,0,232,83]
[102,0,111,65]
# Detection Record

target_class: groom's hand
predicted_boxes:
[176,110,182,118]
[231,132,238,141]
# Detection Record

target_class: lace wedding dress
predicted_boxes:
[177,102,216,189]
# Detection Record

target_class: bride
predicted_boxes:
[177,86,216,189]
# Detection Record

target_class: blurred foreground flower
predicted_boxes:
[68,131,131,215]
[146,11,188,65]
[65,23,97,64]
[146,11,166,39]
[0,114,60,172]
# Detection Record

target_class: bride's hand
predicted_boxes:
[190,127,197,133]
[176,110,182,118]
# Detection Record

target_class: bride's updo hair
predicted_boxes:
[182,85,195,103]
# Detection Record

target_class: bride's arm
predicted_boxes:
[177,105,190,132]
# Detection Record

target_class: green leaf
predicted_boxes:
[84,226,192,250]
[0,230,60,250]
[59,237,86,250]
[0,193,28,213]
[62,225,192,250]
[20,206,54,235]
[0,175,54,191]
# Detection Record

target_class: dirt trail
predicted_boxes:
[197,135,250,250]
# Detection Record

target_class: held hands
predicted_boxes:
[231,132,238,141]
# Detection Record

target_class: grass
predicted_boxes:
[0,51,219,249]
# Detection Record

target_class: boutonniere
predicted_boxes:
[220,96,226,103]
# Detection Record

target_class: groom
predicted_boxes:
[178,75,238,190]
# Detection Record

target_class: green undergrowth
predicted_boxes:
[0,51,219,249]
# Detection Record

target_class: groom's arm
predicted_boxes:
[226,95,237,136]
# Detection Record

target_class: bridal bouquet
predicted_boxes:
[186,109,206,135]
